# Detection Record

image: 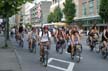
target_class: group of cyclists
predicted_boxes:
[13,23,108,65]
[87,25,108,59]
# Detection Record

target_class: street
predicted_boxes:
[10,33,108,71]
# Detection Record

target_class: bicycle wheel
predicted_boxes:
[70,51,74,60]
[76,45,81,63]
[20,39,23,48]
[59,47,63,54]
[32,43,36,53]
[44,49,48,67]
[94,43,100,53]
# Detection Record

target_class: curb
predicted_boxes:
[14,48,23,71]
[10,38,23,71]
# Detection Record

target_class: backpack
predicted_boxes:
[67,45,71,53]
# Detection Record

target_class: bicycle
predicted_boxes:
[29,39,36,53]
[56,41,64,54]
[99,42,108,59]
[71,44,82,63]
[41,43,49,67]
[19,33,24,48]
[89,39,98,51]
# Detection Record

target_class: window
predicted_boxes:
[82,0,87,3]
[89,0,94,15]
[96,0,100,14]
[82,2,87,16]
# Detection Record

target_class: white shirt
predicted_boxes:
[39,31,51,42]
[12,28,15,33]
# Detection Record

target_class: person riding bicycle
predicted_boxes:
[88,26,99,45]
[28,27,38,51]
[71,26,81,57]
[101,26,108,51]
[18,24,24,41]
[55,28,66,52]
[39,26,51,61]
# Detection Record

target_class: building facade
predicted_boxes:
[50,0,79,21]
[51,0,104,31]
[30,4,40,25]
[13,2,34,26]
[75,0,106,31]
[33,0,52,3]
[24,2,35,24]
[30,1,52,25]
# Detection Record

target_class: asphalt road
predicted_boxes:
[11,34,108,71]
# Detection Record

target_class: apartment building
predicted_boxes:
[30,1,51,25]
[76,0,106,31]
[50,0,79,21]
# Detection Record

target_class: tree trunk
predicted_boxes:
[3,17,9,48]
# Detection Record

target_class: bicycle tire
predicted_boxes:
[44,49,48,67]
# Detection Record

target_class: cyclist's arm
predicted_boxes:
[62,31,66,40]
[71,34,75,45]
[27,32,31,41]
[103,30,108,40]
[48,31,51,42]
[55,30,58,41]
[77,33,81,44]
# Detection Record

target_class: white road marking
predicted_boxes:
[48,64,66,71]
[66,62,75,71]
[48,58,54,63]
[48,58,75,71]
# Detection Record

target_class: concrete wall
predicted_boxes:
[41,1,52,24]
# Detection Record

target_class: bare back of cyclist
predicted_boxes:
[28,27,38,49]
[70,26,81,56]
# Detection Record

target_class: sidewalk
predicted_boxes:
[0,34,21,71]
[0,49,21,71]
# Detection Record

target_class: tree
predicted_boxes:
[0,0,32,48]
[47,12,54,23]
[99,0,108,24]
[63,0,76,24]
[53,7,63,22]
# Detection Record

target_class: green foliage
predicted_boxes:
[26,23,32,28]
[53,7,63,22]
[47,7,63,23]
[63,0,76,24]
[99,0,108,23]
[0,0,32,18]
[47,12,54,23]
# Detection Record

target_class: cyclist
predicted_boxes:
[19,24,24,36]
[88,26,99,45]
[28,27,38,51]
[101,26,108,51]
[18,24,24,47]
[71,26,81,57]
[39,26,51,62]
[55,28,66,53]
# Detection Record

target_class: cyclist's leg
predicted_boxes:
[90,36,93,45]
[71,44,74,56]
[29,39,33,49]
[46,41,50,49]
[40,42,44,61]
[102,41,107,51]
